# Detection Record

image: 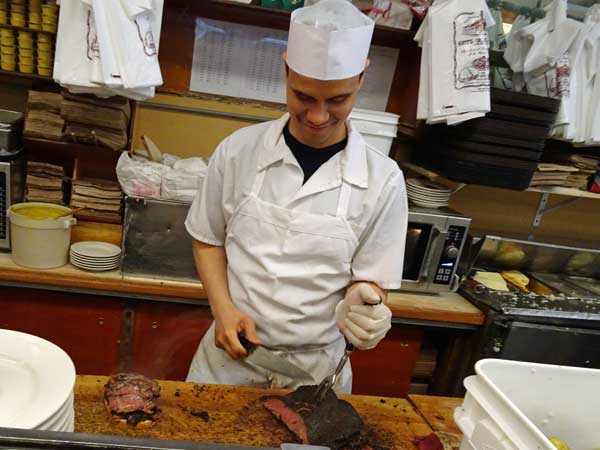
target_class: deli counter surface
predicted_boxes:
[0,253,484,326]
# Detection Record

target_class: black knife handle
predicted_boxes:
[238,334,256,354]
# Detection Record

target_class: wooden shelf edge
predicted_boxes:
[0,68,54,82]
[0,23,57,35]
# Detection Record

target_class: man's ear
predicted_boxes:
[283,51,289,77]
[358,58,370,86]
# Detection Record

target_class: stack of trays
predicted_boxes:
[0,0,7,25]
[36,32,52,75]
[417,89,561,190]
[0,329,75,432]
[40,1,57,32]
[9,0,25,27]
[28,0,41,29]
[406,178,452,208]
[0,27,15,71]
[70,241,122,271]
[18,30,33,73]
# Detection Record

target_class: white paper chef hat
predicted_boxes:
[286,0,374,80]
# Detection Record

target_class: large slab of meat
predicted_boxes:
[263,385,371,450]
[104,373,160,426]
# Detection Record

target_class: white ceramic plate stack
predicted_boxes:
[70,241,121,271]
[406,178,452,208]
[0,329,76,432]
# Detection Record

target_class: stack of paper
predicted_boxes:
[61,93,130,150]
[53,0,164,101]
[23,91,64,141]
[529,161,597,190]
[70,178,123,221]
[570,154,600,173]
[414,0,495,125]
[26,161,65,204]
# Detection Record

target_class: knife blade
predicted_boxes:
[239,335,313,380]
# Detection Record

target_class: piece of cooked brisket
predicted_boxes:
[104,373,160,426]
[414,433,445,450]
[263,385,369,450]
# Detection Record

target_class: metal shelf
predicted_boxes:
[402,161,600,227]
[403,162,600,200]
[527,186,600,200]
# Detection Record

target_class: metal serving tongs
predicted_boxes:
[314,342,355,402]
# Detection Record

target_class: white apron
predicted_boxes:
[187,132,359,393]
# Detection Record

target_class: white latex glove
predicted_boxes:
[335,283,392,350]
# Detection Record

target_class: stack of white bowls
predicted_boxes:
[0,329,75,431]
[406,178,452,208]
[70,241,121,271]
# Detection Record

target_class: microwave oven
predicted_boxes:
[401,207,471,294]
[0,148,25,250]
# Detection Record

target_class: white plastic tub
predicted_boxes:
[454,359,600,450]
[8,202,76,269]
[349,108,399,156]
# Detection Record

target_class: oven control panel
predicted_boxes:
[0,171,7,243]
[433,225,467,284]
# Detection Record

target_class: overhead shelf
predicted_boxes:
[168,0,417,49]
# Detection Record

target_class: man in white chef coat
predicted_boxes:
[184,0,408,393]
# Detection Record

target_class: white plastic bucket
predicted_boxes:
[8,202,76,269]
[454,359,600,450]
[349,108,399,156]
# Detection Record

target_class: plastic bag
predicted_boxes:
[161,153,180,167]
[116,152,168,199]
[368,0,413,30]
[161,157,208,202]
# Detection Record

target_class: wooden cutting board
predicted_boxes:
[408,395,464,450]
[75,375,432,449]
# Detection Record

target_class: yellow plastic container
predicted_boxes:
[1,59,15,71]
[37,40,51,51]
[41,14,57,25]
[0,27,13,36]
[41,3,57,13]
[1,42,14,51]
[37,64,51,76]
[37,56,52,66]
[18,54,32,63]
[18,46,32,57]
[0,12,7,25]
[10,13,25,27]
[17,40,33,49]
[29,12,40,22]
[29,22,41,29]
[41,23,56,32]
[37,33,51,42]
[18,61,32,73]
[10,3,24,13]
